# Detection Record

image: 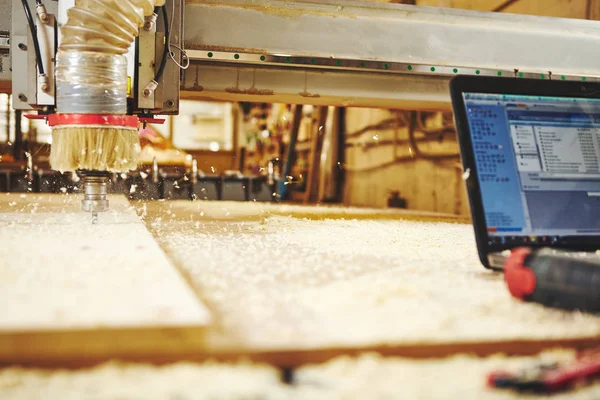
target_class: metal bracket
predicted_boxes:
[11,34,35,109]
[36,14,55,106]
[137,22,156,110]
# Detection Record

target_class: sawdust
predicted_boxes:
[295,350,600,400]
[141,201,600,352]
[2,351,599,399]
[0,361,288,400]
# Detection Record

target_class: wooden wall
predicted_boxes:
[342,108,469,215]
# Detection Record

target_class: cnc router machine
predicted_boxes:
[2,0,600,214]
[3,0,600,386]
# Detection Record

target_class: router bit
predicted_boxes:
[80,172,110,224]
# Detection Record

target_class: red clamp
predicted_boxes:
[488,347,600,393]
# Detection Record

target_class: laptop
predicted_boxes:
[450,76,600,269]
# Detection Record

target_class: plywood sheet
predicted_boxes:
[0,194,211,363]
[144,200,600,358]
[3,196,599,367]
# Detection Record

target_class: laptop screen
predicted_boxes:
[463,92,600,245]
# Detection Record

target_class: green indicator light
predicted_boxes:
[407,65,413,71]
[582,77,587,82]
[539,74,544,79]
[561,75,566,80]
[335,60,341,66]
[384,63,389,69]
[497,71,502,76]
[519,72,524,78]
[311,59,316,64]
[453,68,458,73]
[6,39,9,45]
[260,55,266,61]
[475,70,480,75]
[207,52,213,58]
[286,57,291,63]
[360,62,365,67]
[234,54,240,59]
[430,67,435,72]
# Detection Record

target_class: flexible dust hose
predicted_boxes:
[51,0,166,175]
[56,0,165,114]
[56,51,128,114]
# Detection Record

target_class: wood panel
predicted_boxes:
[2,197,600,368]
[140,201,600,365]
[0,194,211,364]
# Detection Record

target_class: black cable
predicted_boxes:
[492,0,520,12]
[154,5,169,82]
[21,0,45,75]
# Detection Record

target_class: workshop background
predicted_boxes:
[0,1,597,216]
[1,0,600,399]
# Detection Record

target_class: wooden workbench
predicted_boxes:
[1,195,600,368]
[141,200,600,363]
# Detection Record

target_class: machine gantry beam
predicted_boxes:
[182,0,600,107]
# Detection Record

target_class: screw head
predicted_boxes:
[18,43,27,51]
[166,100,175,107]
[18,94,27,102]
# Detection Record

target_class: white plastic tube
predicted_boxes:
[56,0,165,114]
